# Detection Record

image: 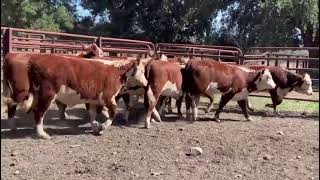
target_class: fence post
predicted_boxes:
[96,37,102,48]
[2,28,12,56]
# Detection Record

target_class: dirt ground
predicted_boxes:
[1,98,319,180]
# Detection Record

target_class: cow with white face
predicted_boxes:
[184,59,276,122]
[244,65,313,115]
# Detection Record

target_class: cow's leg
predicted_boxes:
[176,95,184,118]
[158,96,169,116]
[166,97,173,114]
[266,89,282,116]
[214,93,234,122]
[246,98,255,112]
[121,93,131,123]
[185,93,192,121]
[237,99,252,121]
[7,104,17,131]
[85,103,90,110]
[33,95,55,139]
[100,92,120,131]
[204,95,214,113]
[87,104,100,133]
[144,86,160,128]
[55,100,69,120]
[191,95,200,121]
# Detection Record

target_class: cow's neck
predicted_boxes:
[246,71,260,92]
[118,61,135,83]
[286,71,303,91]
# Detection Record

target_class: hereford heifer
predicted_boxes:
[244,65,313,115]
[6,54,146,139]
[2,45,102,130]
[143,60,185,128]
[184,60,276,122]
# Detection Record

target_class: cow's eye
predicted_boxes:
[259,78,261,82]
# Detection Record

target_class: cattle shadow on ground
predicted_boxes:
[197,106,319,120]
[0,127,93,139]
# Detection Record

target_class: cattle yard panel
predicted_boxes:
[244,47,319,102]
[156,43,243,64]
[1,27,155,62]
[98,37,155,57]
[1,27,319,103]
[244,47,319,92]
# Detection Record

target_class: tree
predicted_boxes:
[1,0,74,32]
[79,0,235,43]
[222,0,319,48]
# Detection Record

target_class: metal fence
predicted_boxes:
[1,27,154,59]
[1,27,319,102]
[156,43,243,64]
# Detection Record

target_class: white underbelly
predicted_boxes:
[161,81,182,98]
[55,85,103,107]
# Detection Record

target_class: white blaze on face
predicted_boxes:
[161,81,181,98]
[126,61,148,87]
[205,82,219,96]
[295,73,313,95]
[255,69,276,90]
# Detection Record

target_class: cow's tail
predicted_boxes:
[1,55,14,108]
[3,56,35,113]
[182,60,193,94]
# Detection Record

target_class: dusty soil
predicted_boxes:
[1,98,319,180]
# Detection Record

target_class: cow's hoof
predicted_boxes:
[60,114,70,121]
[37,133,51,139]
[8,124,17,131]
[248,108,255,112]
[214,118,221,123]
[178,113,183,118]
[246,117,253,121]
[265,104,273,108]
[91,121,101,133]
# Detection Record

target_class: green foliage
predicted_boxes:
[224,0,319,48]
[1,0,74,32]
[1,0,318,47]
[79,0,234,43]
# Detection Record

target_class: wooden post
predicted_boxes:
[2,28,12,56]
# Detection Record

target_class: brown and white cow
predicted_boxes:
[2,44,104,130]
[183,59,276,122]
[2,44,149,131]
[4,53,147,139]
[143,60,185,128]
[243,65,313,115]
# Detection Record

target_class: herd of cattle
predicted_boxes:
[2,44,313,139]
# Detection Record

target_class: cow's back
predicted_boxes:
[29,54,117,100]
[146,60,183,89]
[185,60,247,93]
